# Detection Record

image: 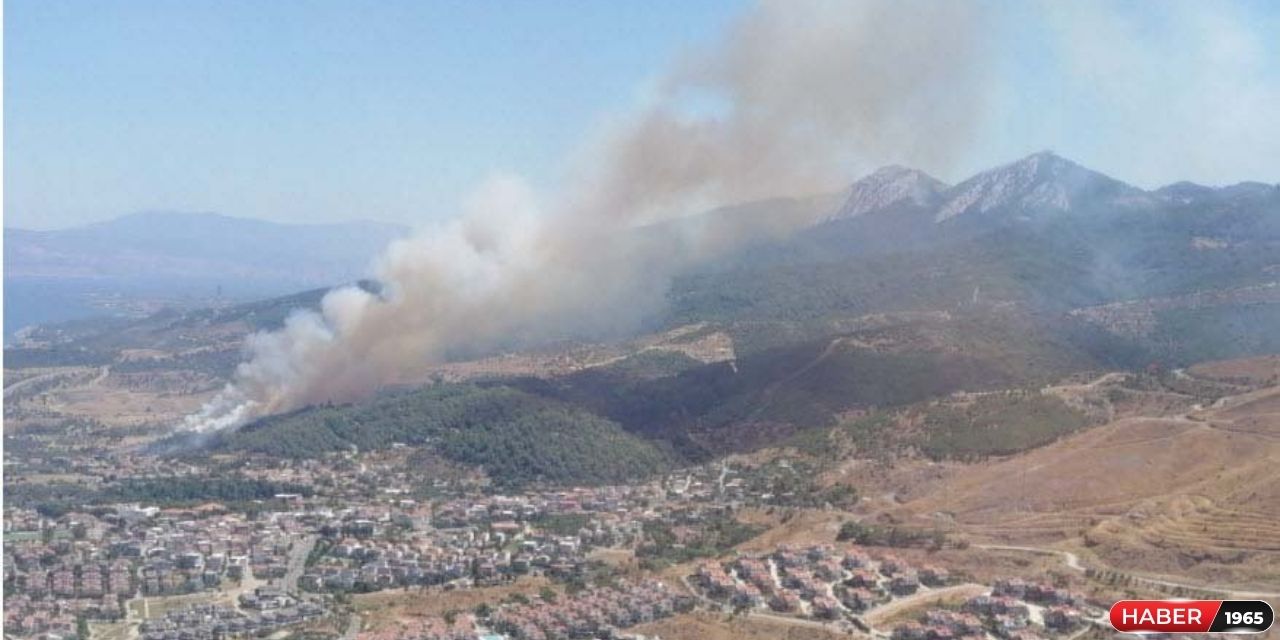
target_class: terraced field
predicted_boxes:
[1129,497,1280,552]
[883,362,1280,588]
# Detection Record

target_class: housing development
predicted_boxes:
[2,444,1181,640]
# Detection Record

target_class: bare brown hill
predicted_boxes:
[882,374,1280,588]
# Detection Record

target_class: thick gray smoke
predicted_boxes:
[183,0,990,432]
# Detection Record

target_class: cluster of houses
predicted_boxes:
[693,544,951,620]
[1,461,765,640]
[2,505,305,639]
[302,518,593,593]
[988,578,1092,634]
[300,478,768,596]
[347,580,691,640]
[891,579,1096,640]
[2,593,119,638]
[487,580,694,640]
[145,514,294,593]
[138,600,326,640]
[891,610,989,640]
[4,446,1113,640]
[431,486,664,529]
[991,578,1087,608]
[6,559,134,599]
[659,461,797,507]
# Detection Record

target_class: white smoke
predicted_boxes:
[183,0,992,432]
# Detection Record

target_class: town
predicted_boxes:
[4,443,1125,640]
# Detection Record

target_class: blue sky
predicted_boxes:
[6,1,1280,230]
[6,1,742,229]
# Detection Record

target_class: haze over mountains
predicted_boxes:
[695,151,1277,293]
[8,152,1276,341]
[3,212,408,334]
[11,150,1278,396]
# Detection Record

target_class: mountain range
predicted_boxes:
[9,152,1280,457]
[830,150,1274,223]
[5,211,408,282]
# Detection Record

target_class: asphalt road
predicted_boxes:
[280,534,318,595]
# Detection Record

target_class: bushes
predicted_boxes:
[7,475,312,514]
[107,476,312,503]
[836,521,946,549]
[637,516,765,568]
[916,393,1089,460]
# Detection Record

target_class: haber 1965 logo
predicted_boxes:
[1109,600,1274,634]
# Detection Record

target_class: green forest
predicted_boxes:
[7,476,312,517]
[216,383,674,488]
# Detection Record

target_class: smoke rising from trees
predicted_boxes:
[183,0,993,432]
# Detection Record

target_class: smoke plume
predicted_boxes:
[183,0,991,432]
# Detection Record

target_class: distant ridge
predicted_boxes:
[4,211,410,333]
[820,151,1278,227]
[5,211,408,284]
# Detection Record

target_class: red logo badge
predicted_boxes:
[1110,600,1273,634]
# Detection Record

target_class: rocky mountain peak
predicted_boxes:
[827,165,949,220]
[935,151,1143,222]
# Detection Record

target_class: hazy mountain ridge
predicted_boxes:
[934,151,1146,221]
[14,152,1279,367]
[830,151,1277,225]
[6,211,408,282]
[4,212,408,334]
[9,153,1279,469]
[826,165,948,221]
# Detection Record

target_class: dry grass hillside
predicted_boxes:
[876,361,1280,589]
[1189,354,1280,384]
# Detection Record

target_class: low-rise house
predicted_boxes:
[890,573,920,596]
[920,566,949,586]
[1043,606,1081,631]
[812,595,840,619]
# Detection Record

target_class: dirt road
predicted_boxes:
[4,366,108,400]
[977,544,1280,599]
[863,583,988,626]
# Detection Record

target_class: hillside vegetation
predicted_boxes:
[7,476,313,517]
[526,310,1105,455]
[914,393,1091,460]
[215,384,674,488]
[793,392,1091,462]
